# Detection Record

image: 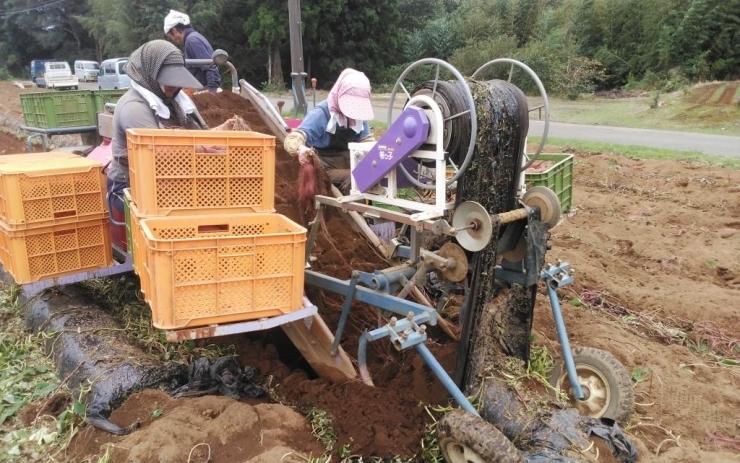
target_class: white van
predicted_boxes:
[74,60,100,82]
[36,62,78,90]
[98,58,131,90]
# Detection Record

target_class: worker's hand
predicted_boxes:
[297,145,313,165]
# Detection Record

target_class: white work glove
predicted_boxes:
[297,145,313,166]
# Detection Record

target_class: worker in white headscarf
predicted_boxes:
[164,9,222,93]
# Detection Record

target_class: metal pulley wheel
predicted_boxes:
[436,242,468,282]
[451,201,493,252]
[408,81,472,167]
[522,186,561,229]
[387,58,477,190]
[499,186,561,262]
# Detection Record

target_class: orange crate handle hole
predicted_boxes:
[54,210,77,219]
[198,224,229,234]
[194,145,227,154]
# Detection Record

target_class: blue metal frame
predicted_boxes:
[305,270,437,324]
[306,246,583,413]
[305,268,483,413]
[540,262,584,400]
[21,254,134,299]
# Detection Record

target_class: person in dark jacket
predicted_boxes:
[164,9,221,94]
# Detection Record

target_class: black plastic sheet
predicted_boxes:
[170,357,265,400]
[481,379,638,463]
[24,286,187,435]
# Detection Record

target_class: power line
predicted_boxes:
[0,0,66,17]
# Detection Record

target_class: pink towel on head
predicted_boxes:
[326,69,374,125]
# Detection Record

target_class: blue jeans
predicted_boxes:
[106,177,127,217]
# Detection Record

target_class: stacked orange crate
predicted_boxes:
[125,129,307,330]
[0,154,113,284]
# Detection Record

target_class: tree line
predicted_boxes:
[1,0,738,97]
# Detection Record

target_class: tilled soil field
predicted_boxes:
[1,84,738,462]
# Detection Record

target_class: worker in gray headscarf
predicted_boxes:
[106,39,235,214]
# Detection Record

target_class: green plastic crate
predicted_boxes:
[525,153,574,212]
[20,90,95,129]
[123,188,133,264]
[92,89,126,113]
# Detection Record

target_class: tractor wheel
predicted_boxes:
[437,410,524,463]
[550,346,634,424]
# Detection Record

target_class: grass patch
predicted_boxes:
[708,84,727,104]
[0,283,87,462]
[77,276,234,364]
[531,136,740,169]
[529,91,740,136]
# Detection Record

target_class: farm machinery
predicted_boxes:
[8,48,635,461]
[295,57,636,460]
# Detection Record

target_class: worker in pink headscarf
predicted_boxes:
[284,68,376,194]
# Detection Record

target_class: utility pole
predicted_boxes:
[288,0,308,118]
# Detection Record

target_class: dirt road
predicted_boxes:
[266,96,740,157]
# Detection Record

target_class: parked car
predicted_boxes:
[29,59,55,83]
[98,58,131,90]
[35,62,79,90]
[74,60,100,82]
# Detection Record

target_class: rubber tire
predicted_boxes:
[437,410,524,463]
[550,346,634,425]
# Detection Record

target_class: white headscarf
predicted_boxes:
[164,10,190,34]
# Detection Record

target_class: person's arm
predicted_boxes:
[113,99,159,170]
[185,36,221,92]
[297,105,331,148]
[359,120,371,140]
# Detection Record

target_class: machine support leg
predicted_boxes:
[415,343,479,416]
[546,281,585,399]
[332,272,359,356]
[358,330,373,386]
[305,205,324,262]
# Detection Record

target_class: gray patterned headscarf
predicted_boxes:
[124,40,189,126]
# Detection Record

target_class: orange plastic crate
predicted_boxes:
[128,200,148,284]
[0,157,107,229]
[0,217,113,284]
[126,129,276,216]
[139,213,306,330]
[0,152,81,164]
